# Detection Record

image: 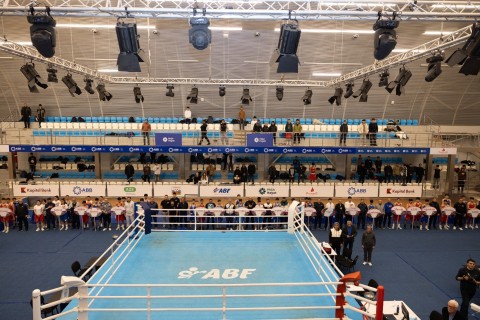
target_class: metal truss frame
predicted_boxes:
[1,0,480,21]
[0,23,474,88]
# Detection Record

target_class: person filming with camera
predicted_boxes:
[456,258,480,319]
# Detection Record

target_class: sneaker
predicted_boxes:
[122,225,125,230]
[470,225,474,230]
[425,227,429,231]
[363,262,367,265]
[453,226,456,230]
[108,227,111,231]
[36,228,40,232]
[60,225,64,230]
[439,225,443,230]
[420,226,423,230]
[368,262,373,266]
[116,226,120,231]
[102,228,107,231]
[65,226,68,231]
[41,228,45,231]
[459,227,463,231]
[475,225,478,229]
[397,225,402,230]
[445,225,449,230]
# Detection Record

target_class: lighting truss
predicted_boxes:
[0,23,474,89]
[1,1,480,21]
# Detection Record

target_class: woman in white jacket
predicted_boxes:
[154,164,161,183]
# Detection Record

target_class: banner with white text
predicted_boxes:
[335,185,379,198]
[245,185,289,198]
[107,184,153,197]
[60,184,106,197]
[13,184,59,197]
[200,185,244,198]
[290,185,335,198]
[378,185,423,197]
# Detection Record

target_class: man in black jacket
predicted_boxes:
[357,199,368,230]
[384,164,393,183]
[16,199,29,231]
[125,162,135,183]
[368,118,378,146]
[244,197,256,230]
[357,163,367,185]
[442,300,464,320]
[416,163,425,183]
[335,200,346,228]
[269,121,277,145]
[339,120,348,146]
[21,104,32,129]
[456,259,480,319]
[247,162,256,185]
[198,120,211,145]
[453,196,467,230]
[341,220,357,259]
[429,197,441,230]
[36,104,45,128]
[28,153,37,174]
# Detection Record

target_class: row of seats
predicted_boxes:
[36,171,96,179]
[38,156,95,162]
[276,157,331,164]
[38,116,420,126]
[351,157,404,164]
[113,163,174,171]
[103,172,179,180]
[37,163,94,170]
[432,158,459,164]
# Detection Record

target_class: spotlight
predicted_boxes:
[219,85,226,97]
[46,65,58,83]
[116,22,147,72]
[425,53,444,82]
[96,83,112,101]
[133,86,144,103]
[446,23,480,75]
[378,70,390,87]
[344,83,354,99]
[61,74,82,97]
[20,62,48,93]
[189,17,212,50]
[166,84,175,97]
[302,89,312,105]
[270,22,301,73]
[275,86,284,101]
[27,8,57,58]
[328,87,343,106]
[352,79,372,102]
[84,78,95,94]
[187,87,199,104]
[373,18,399,60]
[241,89,252,105]
[386,66,412,96]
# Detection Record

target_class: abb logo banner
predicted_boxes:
[379,185,422,197]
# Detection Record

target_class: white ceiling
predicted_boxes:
[0,15,479,125]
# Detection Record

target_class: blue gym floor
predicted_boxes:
[59,232,362,320]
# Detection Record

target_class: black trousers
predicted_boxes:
[23,119,30,128]
[46,213,56,229]
[454,213,464,228]
[29,164,36,173]
[363,246,373,262]
[369,133,377,146]
[357,213,366,229]
[340,133,347,144]
[199,133,210,145]
[269,175,276,184]
[294,133,301,144]
[17,216,28,231]
[382,213,392,228]
[428,214,438,229]
[71,214,81,229]
[102,213,111,229]
[460,287,476,319]
[343,238,354,255]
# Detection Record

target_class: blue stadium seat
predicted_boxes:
[353,119,360,125]
[406,119,413,126]
[121,117,128,123]
[305,118,312,125]
[66,117,72,122]
[412,119,419,125]
[347,119,353,125]
[111,117,117,123]
[160,117,166,123]
[335,119,341,125]
[98,117,105,123]
[166,118,173,123]
[300,119,306,125]
[173,117,179,123]
[46,116,54,122]
[135,117,142,123]
[92,117,98,123]
[153,117,160,123]
[54,116,61,122]
[59,116,66,122]
[85,117,92,123]
[400,119,407,126]
[281,118,287,124]
[103,116,110,123]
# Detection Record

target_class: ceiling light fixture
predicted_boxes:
[20,62,48,93]
[166,84,175,97]
[84,77,95,94]
[271,21,301,73]
[189,14,212,51]
[378,70,390,87]
[352,79,372,102]
[241,88,252,104]
[62,73,82,97]
[275,86,284,101]
[187,86,199,104]
[133,86,144,103]
[116,22,147,72]
[386,66,412,96]
[328,87,343,106]
[96,83,112,101]
[46,65,58,82]
[373,15,399,60]
[302,89,312,105]
[27,7,57,58]
[446,22,480,76]
[219,85,226,97]
[425,52,444,82]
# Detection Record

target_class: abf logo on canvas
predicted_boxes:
[178,267,256,280]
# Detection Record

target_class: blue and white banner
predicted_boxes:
[7,145,430,154]
[247,134,273,147]
[155,133,182,146]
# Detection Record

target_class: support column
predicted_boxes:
[179,154,186,180]
[444,154,455,195]
[95,152,101,179]
[7,152,16,179]
[426,154,434,182]
[345,154,353,180]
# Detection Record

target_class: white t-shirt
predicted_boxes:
[111,206,126,215]
[184,109,192,119]
[33,204,45,216]
[125,201,135,215]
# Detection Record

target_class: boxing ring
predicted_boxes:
[32,202,384,320]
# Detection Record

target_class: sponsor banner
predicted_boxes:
[200,185,244,198]
[0,145,9,152]
[247,134,273,147]
[155,133,182,147]
[378,185,422,197]
[154,184,199,197]
[430,147,457,155]
[245,185,289,198]
[7,145,430,154]
[290,185,334,198]
[107,184,153,197]
[335,185,378,198]
[13,184,59,197]
[60,184,106,197]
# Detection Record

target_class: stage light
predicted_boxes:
[133,86,144,103]
[166,84,174,97]
[116,22,147,72]
[344,83,354,99]
[96,83,112,101]
[46,65,58,83]
[61,74,82,96]
[302,89,312,105]
[386,66,412,96]
[189,17,212,50]
[241,88,252,104]
[328,87,343,106]
[352,79,372,102]
[219,86,226,97]
[425,53,444,82]
[187,87,198,104]
[270,22,301,73]
[84,78,95,94]
[446,23,480,75]
[27,8,57,58]
[378,70,390,87]
[20,62,48,93]
[373,18,399,60]
[276,86,284,101]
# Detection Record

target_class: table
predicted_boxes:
[365,300,420,320]
[320,241,337,262]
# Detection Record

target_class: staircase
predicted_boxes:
[232,130,246,146]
